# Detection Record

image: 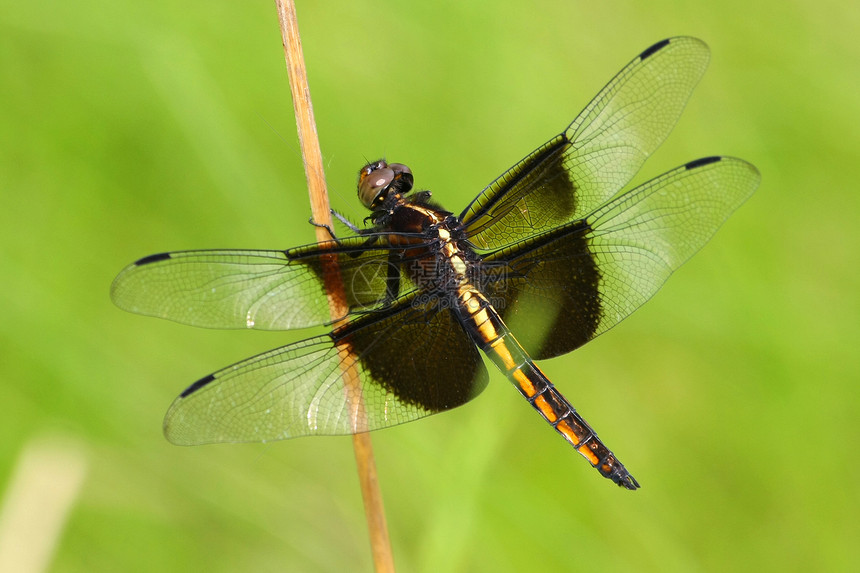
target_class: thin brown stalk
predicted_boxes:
[274,2,395,571]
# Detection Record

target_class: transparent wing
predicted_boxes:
[164,299,489,445]
[462,37,711,250]
[110,234,431,330]
[480,156,760,359]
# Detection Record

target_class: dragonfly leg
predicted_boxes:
[332,209,364,234]
[308,217,338,240]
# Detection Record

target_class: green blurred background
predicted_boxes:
[2,0,858,571]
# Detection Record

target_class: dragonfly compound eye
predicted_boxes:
[358,161,414,209]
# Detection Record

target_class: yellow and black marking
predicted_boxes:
[435,228,639,489]
[378,195,640,489]
[479,310,639,489]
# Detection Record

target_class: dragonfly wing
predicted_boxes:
[164,298,489,444]
[462,37,711,250]
[480,156,760,359]
[111,234,429,330]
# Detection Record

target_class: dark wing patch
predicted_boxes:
[336,299,488,412]
[481,221,601,359]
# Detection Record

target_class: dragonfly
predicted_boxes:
[111,37,759,489]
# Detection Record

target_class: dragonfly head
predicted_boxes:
[358,160,414,210]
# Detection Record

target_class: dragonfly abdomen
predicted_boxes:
[458,287,640,490]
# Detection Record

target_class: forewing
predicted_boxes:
[481,156,760,359]
[462,37,711,250]
[110,234,429,330]
[164,299,489,444]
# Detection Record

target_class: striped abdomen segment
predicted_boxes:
[458,288,639,490]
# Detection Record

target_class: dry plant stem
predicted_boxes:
[274,1,395,571]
